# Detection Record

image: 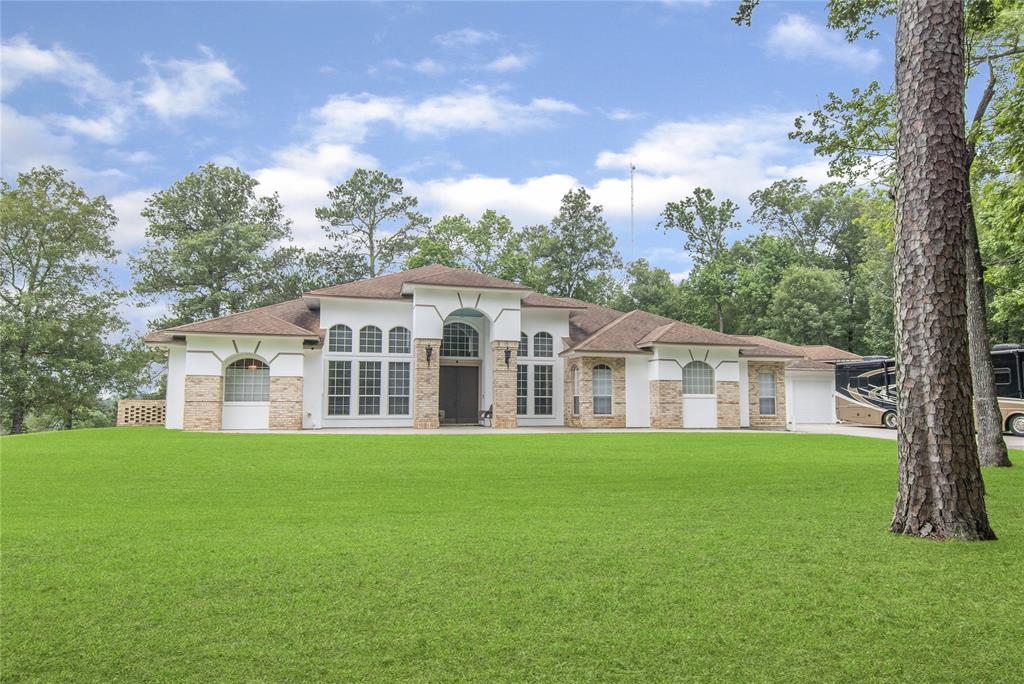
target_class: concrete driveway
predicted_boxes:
[797,422,1024,450]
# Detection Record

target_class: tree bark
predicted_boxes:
[964,186,1012,467]
[9,405,26,435]
[890,0,995,540]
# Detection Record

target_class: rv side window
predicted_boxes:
[994,368,1011,386]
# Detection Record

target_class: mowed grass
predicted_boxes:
[2,430,1023,683]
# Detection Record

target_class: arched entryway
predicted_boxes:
[438,309,489,424]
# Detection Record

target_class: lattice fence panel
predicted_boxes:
[117,400,167,426]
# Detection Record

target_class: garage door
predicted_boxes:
[790,372,835,424]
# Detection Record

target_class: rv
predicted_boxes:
[834,345,1024,436]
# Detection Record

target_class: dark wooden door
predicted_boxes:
[440,366,479,424]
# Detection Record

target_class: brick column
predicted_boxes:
[716,380,741,428]
[414,338,441,428]
[490,340,518,428]
[747,361,787,428]
[269,376,303,430]
[649,380,682,428]
[183,375,222,431]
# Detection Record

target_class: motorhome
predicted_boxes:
[835,345,1024,435]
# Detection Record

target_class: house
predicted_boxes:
[143,265,858,432]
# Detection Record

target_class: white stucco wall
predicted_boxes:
[411,286,524,341]
[165,345,185,429]
[625,355,650,428]
[518,308,570,426]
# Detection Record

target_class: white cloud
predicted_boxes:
[0,105,77,176]
[603,108,644,121]
[312,88,582,142]
[434,28,498,48]
[109,189,155,249]
[481,54,531,73]
[766,15,881,69]
[141,45,243,120]
[254,143,378,246]
[412,58,446,76]
[411,174,579,225]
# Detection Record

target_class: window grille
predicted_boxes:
[223,358,270,402]
[592,364,612,415]
[328,325,352,353]
[572,366,581,416]
[359,326,382,353]
[389,327,411,354]
[517,365,528,415]
[534,365,553,415]
[533,332,553,358]
[682,361,714,395]
[359,361,381,415]
[441,322,479,357]
[388,362,410,415]
[520,332,529,357]
[758,369,776,415]
[327,360,351,415]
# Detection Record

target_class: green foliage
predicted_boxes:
[528,188,622,302]
[316,168,429,277]
[768,266,848,346]
[728,234,803,336]
[0,167,150,433]
[611,259,686,318]
[3,429,1023,681]
[405,210,534,282]
[131,163,295,328]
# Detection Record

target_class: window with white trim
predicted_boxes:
[389,327,411,354]
[359,361,381,415]
[441,322,479,358]
[359,326,382,353]
[520,332,528,357]
[517,364,528,415]
[327,360,351,416]
[534,365,553,415]
[388,362,410,415]
[328,325,352,353]
[592,364,612,415]
[572,366,581,416]
[223,358,269,402]
[533,332,553,358]
[758,369,776,415]
[682,361,714,395]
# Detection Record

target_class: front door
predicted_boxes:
[440,365,480,424]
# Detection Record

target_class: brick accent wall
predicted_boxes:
[269,376,303,430]
[413,338,441,429]
[183,375,222,431]
[117,400,166,426]
[747,361,787,428]
[649,379,682,428]
[563,357,627,428]
[716,381,741,428]
[491,340,518,428]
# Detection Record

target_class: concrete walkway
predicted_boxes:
[796,422,1024,450]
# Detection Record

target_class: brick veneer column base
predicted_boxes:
[564,357,626,428]
[183,375,222,431]
[491,340,518,429]
[716,380,741,428]
[747,361,787,428]
[649,379,682,429]
[414,338,442,429]
[269,376,303,430]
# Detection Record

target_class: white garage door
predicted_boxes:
[790,372,835,424]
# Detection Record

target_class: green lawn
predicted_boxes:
[2,430,1022,682]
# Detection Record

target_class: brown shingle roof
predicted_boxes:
[144,298,321,345]
[307,264,529,299]
[733,335,860,362]
[637,321,753,348]
[521,292,589,309]
[404,267,530,291]
[788,358,836,370]
[802,344,862,362]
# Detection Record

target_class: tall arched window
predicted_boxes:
[359,325,382,353]
[223,358,270,402]
[682,360,714,395]
[441,322,479,357]
[520,332,529,357]
[592,364,612,415]
[328,324,352,352]
[533,332,553,358]
[388,326,411,354]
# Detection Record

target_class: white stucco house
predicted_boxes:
[143,265,860,432]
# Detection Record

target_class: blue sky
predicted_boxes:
[2,1,894,326]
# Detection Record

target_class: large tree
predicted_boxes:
[131,163,295,328]
[660,187,740,332]
[0,167,145,433]
[315,169,429,277]
[768,266,847,346]
[889,0,993,539]
[529,188,622,302]
[611,259,686,319]
[405,210,533,282]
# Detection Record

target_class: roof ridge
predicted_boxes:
[569,309,642,351]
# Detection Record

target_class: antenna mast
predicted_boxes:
[629,161,636,261]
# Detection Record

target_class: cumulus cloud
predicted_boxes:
[410,174,580,225]
[766,15,881,69]
[141,45,244,120]
[311,87,582,142]
[109,189,156,249]
[481,54,531,73]
[434,28,498,48]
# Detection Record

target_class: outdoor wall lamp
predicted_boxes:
[426,344,433,366]
[504,347,512,367]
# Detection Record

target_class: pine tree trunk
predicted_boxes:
[9,405,26,435]
[965,185,1011,467]
[890,0,995,540]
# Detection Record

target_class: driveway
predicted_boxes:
[797,422,1024,451]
